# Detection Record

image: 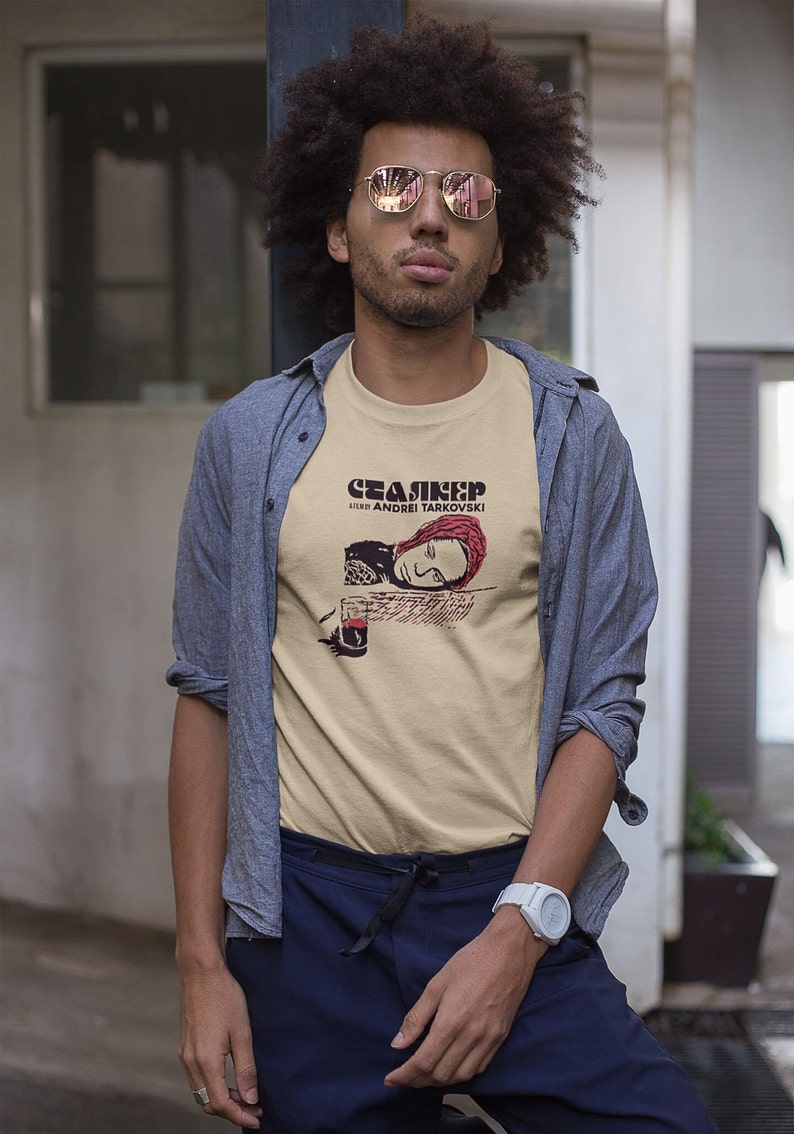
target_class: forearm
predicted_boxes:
[517,727,616,890]
[490,728,617,940]
[168,694,261,1126]
[168,693,230,974]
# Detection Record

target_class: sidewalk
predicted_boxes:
[0,902,203,1134]
[663,742,794,1068]
[659,738,794,1127]
[1,743,791,1132]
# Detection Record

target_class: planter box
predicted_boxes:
[664,820,778,987]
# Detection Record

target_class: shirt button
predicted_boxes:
[266,499,275,511]
[298,431,309,442]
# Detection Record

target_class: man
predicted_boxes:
[167,17,717,1133]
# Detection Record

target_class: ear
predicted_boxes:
[327,217,350,264]
[489,235,504,277]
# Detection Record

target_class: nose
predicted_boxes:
[409,173,449,241]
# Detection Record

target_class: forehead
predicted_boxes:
[357,122,495,177]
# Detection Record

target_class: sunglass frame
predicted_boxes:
[353,165,501,221]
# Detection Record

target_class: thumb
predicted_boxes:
[232,1040,258,1105]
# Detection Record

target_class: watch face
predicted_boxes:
[540,893,569,935]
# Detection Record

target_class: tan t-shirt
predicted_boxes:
[273,340,543,854]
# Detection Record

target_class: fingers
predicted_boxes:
[184,1068,262,1129]
[390,982,440,1050]
[386,927,535,1090]
[385,1014,499,1089]
[178,967,262,1127]
[386,981,468,1088]
[179,1037,226,1107]
[231,1025,260,1110]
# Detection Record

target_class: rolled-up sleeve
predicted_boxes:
[558,408,658,826]
[166,417,231,712]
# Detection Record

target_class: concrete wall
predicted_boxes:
[0,1,265,929]
[693,0,794,350]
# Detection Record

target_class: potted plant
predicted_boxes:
[663,781,778,986]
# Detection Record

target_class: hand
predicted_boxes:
[385,910,545,1089]
[178,963,262,1128]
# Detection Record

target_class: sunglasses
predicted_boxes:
[353,165,501,221]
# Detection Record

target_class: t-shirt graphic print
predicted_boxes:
[320,510,489,657]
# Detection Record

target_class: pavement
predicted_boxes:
[1,742,792,1133]
[662,740,794,1106]
[0,901,203,1133]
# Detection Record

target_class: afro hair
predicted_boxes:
[258,15,600,332]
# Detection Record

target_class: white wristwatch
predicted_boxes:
[492,882,571,946]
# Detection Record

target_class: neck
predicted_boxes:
[350,310,487,406]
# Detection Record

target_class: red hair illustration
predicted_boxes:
[394,514,487,590]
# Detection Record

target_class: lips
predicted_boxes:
[399,248,454,284]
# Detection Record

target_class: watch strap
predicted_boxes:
[493,883,541,910]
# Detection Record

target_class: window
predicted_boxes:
[479,48,586,366]
[32,52,267,404]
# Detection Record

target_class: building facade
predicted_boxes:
[1,0,791,1013]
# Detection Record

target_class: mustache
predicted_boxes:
[393,242,460,271]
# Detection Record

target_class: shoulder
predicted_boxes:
[189,378,297,485]
[197,336,353,456]
[201,334,352,441]
[487,336,623,446]
[202,371,307,436]
[485,336,599,396]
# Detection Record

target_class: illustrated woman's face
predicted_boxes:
[393,538,468,589]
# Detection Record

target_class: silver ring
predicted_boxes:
[192,1087,210,1106]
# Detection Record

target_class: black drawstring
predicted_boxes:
[341,853,440,956]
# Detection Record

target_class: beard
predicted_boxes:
[347,240,494,329]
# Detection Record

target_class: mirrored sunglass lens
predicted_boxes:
[369,166,422,212]
[443,172,496,219]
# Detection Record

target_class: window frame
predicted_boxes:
[27,41,267,413]
[27,36,589,411]
[494,36,590,372]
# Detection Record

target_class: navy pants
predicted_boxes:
[226,829,717,1133]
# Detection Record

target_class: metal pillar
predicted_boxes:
[267,0,404,374]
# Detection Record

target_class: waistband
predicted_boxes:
[280,828,528,956]
[280,827,528,877]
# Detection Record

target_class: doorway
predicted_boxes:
[757,363,794,744]
[687,352,794,792]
